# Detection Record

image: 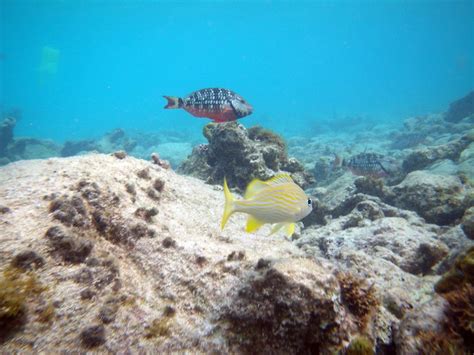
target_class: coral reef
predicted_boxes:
[179,122,314,191]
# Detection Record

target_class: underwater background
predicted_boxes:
[1,0,473,145]
[1,1,474,353]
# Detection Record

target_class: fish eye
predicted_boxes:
[307,198,312,206]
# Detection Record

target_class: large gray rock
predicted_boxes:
[389,171,471,225]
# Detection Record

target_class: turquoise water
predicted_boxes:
[1,0,473,143]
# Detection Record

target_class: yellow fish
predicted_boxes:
[221,174,313,236]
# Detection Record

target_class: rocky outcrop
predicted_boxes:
[402,132,473,173]
[0,113,60,166]
[179,123,314,191]
[388,171,471,225]
[445,91,474,123]
[0,154,383,353]
[61,128,137,157]
[0,117,16,156]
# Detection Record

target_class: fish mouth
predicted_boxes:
[246,104,254,114]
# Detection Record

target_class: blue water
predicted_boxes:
[1,0,473,143]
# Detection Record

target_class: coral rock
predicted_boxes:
[220,258,346,353]
[179,122,313,191]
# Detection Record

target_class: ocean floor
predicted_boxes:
[0,91,473,353]
[0,148,472,353]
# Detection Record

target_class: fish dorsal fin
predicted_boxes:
[246,216,265,233]
[244,178,269,199]
[267,173,294,186]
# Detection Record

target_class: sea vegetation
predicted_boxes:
[247,125,287,152]
[422,246,474,353]
[435,246,474,293]
[337,272,379,329]
[0,264,46,341]
[345,336,375,355]
[145,306,176,339]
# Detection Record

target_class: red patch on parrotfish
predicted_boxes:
[185,107,237,123]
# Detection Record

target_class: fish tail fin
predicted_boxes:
[221,177,235,230]
[332,153,342,168]
[163,96,183,109]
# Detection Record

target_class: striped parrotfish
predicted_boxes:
[221,174,313,237]
[334,152,394,178]
[163,88,253,123]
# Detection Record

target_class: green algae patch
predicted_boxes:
[346,336,374,355]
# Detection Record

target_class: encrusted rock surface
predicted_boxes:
[388,170,471,225]
[0,153,472,353]
[0,154,373,353]
[179,122,314,191]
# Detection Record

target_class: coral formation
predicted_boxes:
[45,226,93,263]
[220,258,345,353]
[179,122,314,191]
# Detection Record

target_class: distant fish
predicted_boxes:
[221,174,313,237]
[163,88,253,123]
[335,152,394,178]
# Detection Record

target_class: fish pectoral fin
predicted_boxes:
[269,223,285,235]
[269,222,295,237]
[284,223,296,237]
[245,216,265,233]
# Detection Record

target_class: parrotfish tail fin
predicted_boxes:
[221,178,235,230]
[163,96,183,109]
[377,162,390,176]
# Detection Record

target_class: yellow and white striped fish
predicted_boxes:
[221,174,313,237]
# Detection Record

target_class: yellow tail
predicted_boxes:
[221,178,235,230]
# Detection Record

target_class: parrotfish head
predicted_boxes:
[230,97,253,118]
